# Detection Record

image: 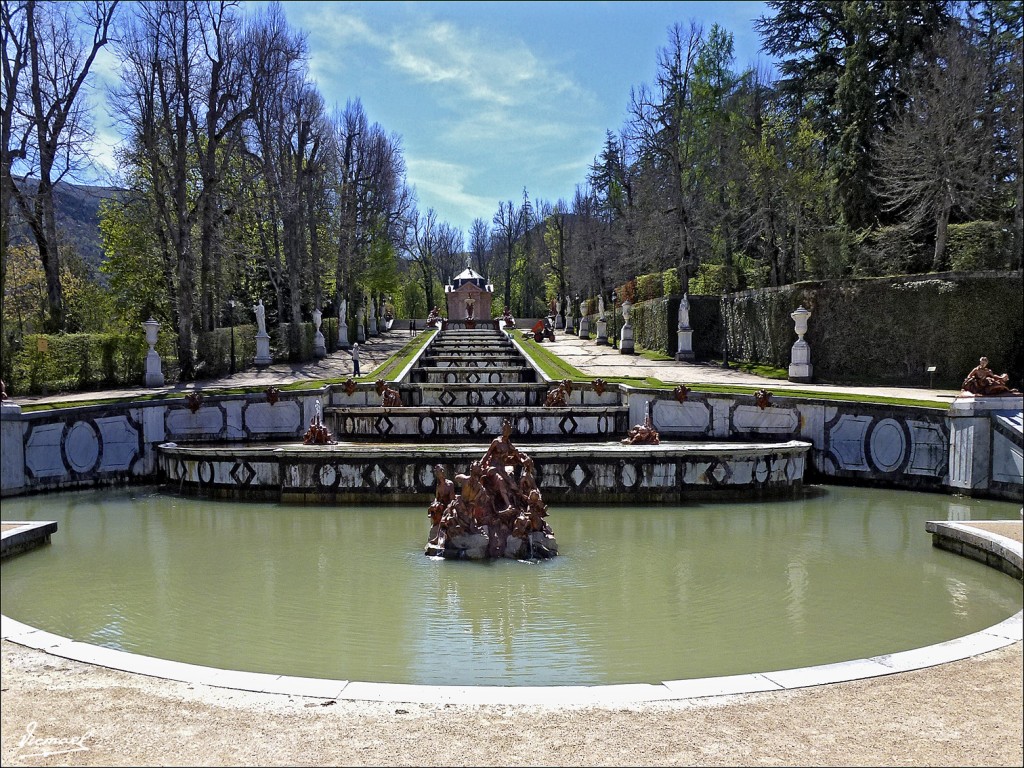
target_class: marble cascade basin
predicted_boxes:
[322,405,631,442]
[156,439,811,504]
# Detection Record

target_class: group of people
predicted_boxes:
[426,419,553,559]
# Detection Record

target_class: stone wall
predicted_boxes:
[2,389,1020,502]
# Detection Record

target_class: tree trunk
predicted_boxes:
[932,196,952,271]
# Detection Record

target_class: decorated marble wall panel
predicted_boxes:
[817,407,950,488]
[18,408,145,489]
[991,413,1023,492]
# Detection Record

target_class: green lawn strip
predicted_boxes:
[516,332,946,410]
[19,330,438,412]
[367,328,437,381]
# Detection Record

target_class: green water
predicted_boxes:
[1,485,1020,686]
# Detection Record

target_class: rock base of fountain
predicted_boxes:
[424,420,557,560]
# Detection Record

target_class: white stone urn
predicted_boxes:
[312,307,326,358]
[142,318,164,387]
[788,305,813,382]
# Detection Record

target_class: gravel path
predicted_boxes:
[2,638,1021,766]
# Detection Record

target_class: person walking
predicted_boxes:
[351,343,360,376]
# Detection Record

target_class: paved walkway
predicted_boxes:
[10,326,961,408]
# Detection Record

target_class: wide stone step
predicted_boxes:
[419,356,524,368]
[323,405,630,441]
[411,366,536,384]
[426,344,515,353]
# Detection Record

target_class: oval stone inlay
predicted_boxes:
[870,419,907,472]
[65,421,100,473]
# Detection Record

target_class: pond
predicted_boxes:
[1,484,1020,687]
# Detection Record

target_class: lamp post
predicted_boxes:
[611,289,618,349]
[228,300,236,375]
[574,292,580,334]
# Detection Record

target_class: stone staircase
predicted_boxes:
[324,327,630,442]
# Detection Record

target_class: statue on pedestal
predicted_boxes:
[253,300,267,336]
[678,293,690,329]
[961,357,1021,396]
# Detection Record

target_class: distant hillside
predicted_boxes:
[9,180,124,273]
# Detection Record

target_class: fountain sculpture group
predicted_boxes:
[425,418,557,560]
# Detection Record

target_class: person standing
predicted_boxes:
[352,343,360,376]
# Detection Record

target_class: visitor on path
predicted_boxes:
[352,343,360,376]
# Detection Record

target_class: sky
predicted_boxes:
[88,1,776,239]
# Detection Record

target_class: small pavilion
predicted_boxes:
[444,268,494,327]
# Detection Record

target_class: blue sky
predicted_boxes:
[91,1,775,238]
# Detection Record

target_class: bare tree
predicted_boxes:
[194,0,254,332]
[1,0,30,349]
[407,207,440,310]
[431,221,464,288]
[114,0,204,376]
[876,28,993,270]
[468,217,491,276]
[627,21,704,293]
[491,197,525,311]
[7,0,118,332]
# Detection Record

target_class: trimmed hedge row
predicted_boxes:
[7,331,153,395]
[3,320,333,395]
[718,270,1022,388]
[611,270,1021,389]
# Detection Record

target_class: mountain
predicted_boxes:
[9,180,124,273]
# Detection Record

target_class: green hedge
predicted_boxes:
[3,319,351,396]
[194,324,257,378]
[609,271,1022,388]
[947,222,1012,271]
[6,331,153,396]
[719,271,1023,388]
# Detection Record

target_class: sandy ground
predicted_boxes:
[1,639,1021,767]
[2,520,1021,767]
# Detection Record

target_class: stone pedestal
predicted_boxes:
[254,332,272,366]
[144,349,165,387]
[788,306,813,383]
[676,328,694,361]
[555,310,564,330]
[578,317,590,340]
[1,398,25,496]
[337,320,350,349]
[948,395,1024,497]
[619,321,635,354]
[788,340,812,382]
[564,308,574,335]
[596,319,608,345]
[368,310,378,337]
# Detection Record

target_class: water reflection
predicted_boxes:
[1,485,1020,686]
